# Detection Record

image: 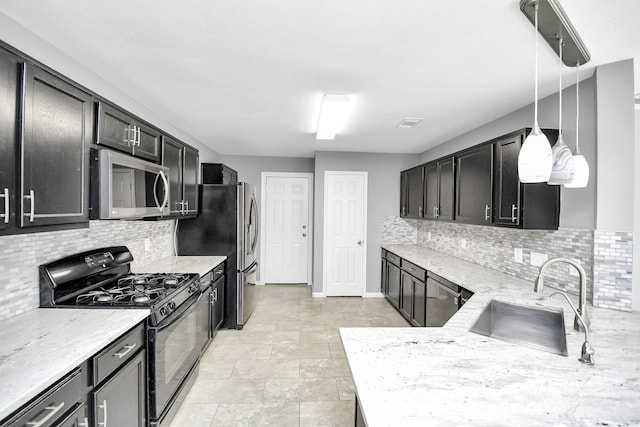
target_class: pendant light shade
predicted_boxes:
[565,63,589,188]
[518,2,553,183]
[548,38,575,185]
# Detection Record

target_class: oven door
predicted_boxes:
[148,292,208,421]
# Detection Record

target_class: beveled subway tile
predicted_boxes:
[263,377,339,402]
[184,378,266,404]
[232,359,300,379]
[300,401,355,427]
[211,402,300,427]
[271,341,331,359]
[299,358,351,378]
[167,403,218,427]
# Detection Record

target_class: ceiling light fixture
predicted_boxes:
[565,63,589,188]
[518,1,553,183]
[316,94,352,140]
[547,38,574,185]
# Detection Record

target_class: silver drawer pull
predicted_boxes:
[24,189,35,222]
[511,204,518,223]
[79,417,89,427]
[1,187,8,224]
[485,204,491,221]
[113,343,136,359]
[98,400,108,427]
[215,269,224,274]
[26,402,64,427]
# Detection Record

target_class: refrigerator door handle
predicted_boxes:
[242,261,258,275]
[249,194,259,255]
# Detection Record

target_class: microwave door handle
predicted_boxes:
[153,172,161,210]
[159,169,169,212]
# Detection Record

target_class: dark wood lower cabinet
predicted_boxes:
[400,271,414,320]
[92,350,146,427]
[355,395,366,427]
[413,280,426,327]
[386,262,401,309]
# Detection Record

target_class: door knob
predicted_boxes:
[303,233,307,237]
[357,240,363,245]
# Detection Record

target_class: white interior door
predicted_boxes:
[262,173,312,284]
[324,171,367,296]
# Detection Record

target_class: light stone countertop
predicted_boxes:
[0,308,149,421]
[132,255,226,277]
[340,244,640,427]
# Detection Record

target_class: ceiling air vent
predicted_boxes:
[396,118,423,129]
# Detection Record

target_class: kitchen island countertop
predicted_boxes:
[0,308,149,421]
[340,244,640,426]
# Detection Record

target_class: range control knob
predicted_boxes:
[159,306,169,317]
[168,301,177,310]
[188,284,199,294]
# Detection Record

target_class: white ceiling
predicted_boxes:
[1,0,639,158]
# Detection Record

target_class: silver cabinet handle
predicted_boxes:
[433,206,436,218]
[418,206,422,216]
[78,417,89,427]
[511,204,518,223]
[24,189,35,222]
[213,287,218,302]
[401,206,406,215]
[185,200,189,214]
[485,204,491,221]
[136,126,141,146]
[113,343,137,359]
[435,206,439,218]
[98,400,108,427]
[215,269,224,275]
[25,401,65,427]
[1,187,8,224]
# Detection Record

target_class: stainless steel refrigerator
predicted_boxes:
[177,183,258,329]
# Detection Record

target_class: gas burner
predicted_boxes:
[163,277,179,287]
[132,294,151,304]
[77,290,114,304]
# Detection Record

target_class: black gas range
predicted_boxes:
[39,246,209,427]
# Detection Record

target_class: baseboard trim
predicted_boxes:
[255,281,265,286]
[363,292,384,298]
[312,292,326,298]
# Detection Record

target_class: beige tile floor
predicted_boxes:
[169,284,409,427]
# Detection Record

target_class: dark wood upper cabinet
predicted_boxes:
[402,165,424,218]
[424,157,455,221]
[97,102,161,163]
[0,48,21,232]
[493,128,560,230]
[162,136,199,216]
[456,144,493,224]
[20,64,91,228]
[201,163,238,184]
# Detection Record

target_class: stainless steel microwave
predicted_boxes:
[93,149,170,219]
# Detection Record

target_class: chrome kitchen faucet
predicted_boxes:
[534,257,590,333]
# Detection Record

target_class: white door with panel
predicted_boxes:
[263,174,312,283]
[324,171,367,296]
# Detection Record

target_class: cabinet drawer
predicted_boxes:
[401,260,426,281]
[212,263,225,281]
[93,323,145,385]
[2,368,83,427]
[386,252,401,267]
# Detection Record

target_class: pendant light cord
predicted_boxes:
[534,3,539,127]
[558,39,563,135]
[575,62,580,153]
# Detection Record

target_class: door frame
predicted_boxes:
[259,172,314,286]
[322,170,368,297]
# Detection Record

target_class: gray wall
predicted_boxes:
[0,12,220,162]
[313,152,415,294]
[419,76,597,230]
[595,60,636,232]
[219,155,315,282]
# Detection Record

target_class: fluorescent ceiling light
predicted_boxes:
[316,94,352,140]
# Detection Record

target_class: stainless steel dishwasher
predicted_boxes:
[426,272,472,327]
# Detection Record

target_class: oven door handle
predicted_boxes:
[154,291,203,331]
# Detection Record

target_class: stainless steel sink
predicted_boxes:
[469,299,568,356]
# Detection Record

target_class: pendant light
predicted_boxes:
[547,38,574,185]
[518,1,553,183]
[565,62,589,188]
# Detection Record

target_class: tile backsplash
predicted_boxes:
[381,217,634,312]
[0,220,175,321]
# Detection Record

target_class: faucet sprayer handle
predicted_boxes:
[551,291,594,365]
[580,341,595,365]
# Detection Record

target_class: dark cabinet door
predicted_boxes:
[423,162,438,220]
[456,145,493,224]
[97,102,160,162]
[381,254,388,294]
[413,279,426,327]
[58,403,89,427]
[212,275,225,336]
[97,102,132,153]
[0,48,21,232]
[405,166,424,218]
[399,171,408,217]
[386,262,401,309]
[399,271,414,321]
[162,136,184,216]
[183,146,199,215]
[493,133,522,226]
[93,350,146,427]
[21,64,90,228]
[438,157,455,221]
